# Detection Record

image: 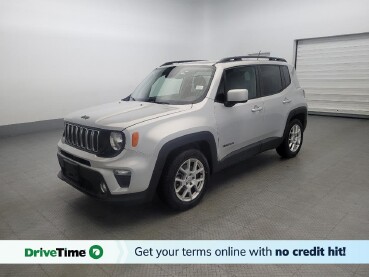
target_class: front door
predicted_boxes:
[214,66,264,160]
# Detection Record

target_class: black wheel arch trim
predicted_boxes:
[278,106,307,149]
[287,106,308,131]
[145,131,218,201]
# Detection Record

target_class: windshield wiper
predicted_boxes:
[122,95,136,101]
[144,98,170,104]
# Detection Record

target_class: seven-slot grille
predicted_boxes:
[64,123,100,153]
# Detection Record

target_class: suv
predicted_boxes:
[57,56,307,210]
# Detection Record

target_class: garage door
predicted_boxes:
[296,33,369,117]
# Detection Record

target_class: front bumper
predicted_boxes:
[57,151,154,203]
[57,170,149,203]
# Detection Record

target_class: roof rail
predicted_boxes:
[160,60,206,66]
[217,55,287,63]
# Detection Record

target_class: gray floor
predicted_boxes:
[0,115,368,276]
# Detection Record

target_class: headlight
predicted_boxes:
[110,132,124,151]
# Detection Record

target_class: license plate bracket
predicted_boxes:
[64,159,80,182]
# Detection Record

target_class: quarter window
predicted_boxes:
[281,65,291,88]
[215,76,226,102]
[259,65,283,96]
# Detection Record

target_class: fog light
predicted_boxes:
[114,169,131,188]
[100,182,108,193]
[114,169,131,176]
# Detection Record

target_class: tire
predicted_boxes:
[159,149,209,211]
[276,119,304,159]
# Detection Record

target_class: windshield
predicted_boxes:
[128,65,215,105]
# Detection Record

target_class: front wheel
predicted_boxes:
[276,119,303,158]
[159,149,209,211]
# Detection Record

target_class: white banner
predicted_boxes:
[1,240,368,264]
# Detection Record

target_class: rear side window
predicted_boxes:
[259,65,283,96]
[281,65,291,88]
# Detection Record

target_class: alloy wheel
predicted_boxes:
[174,158,205,202]
[288,124,302,152]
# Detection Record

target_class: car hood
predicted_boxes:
[65,101,192,130]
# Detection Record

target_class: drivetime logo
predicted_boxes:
[25,245,103,259]
[89,245,104,259]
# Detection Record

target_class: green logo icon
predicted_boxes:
[89,245,103,259]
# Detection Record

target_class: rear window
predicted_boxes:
[259,65,283,96]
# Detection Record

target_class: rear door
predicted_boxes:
[258,65,291,139]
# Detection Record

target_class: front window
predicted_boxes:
[215,66,258,102]
[128,66,215,105]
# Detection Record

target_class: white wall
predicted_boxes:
[1,0,368,126]
[203,0,369,62]
[0,0,205,125]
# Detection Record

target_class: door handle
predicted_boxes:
[251,105,263,112]
[283,98,292,104]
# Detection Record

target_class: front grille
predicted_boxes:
[64,122,100,153]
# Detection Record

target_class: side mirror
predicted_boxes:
[225,89,248,107]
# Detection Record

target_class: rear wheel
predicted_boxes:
[159,149,209,211]
[276,119,303,158]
